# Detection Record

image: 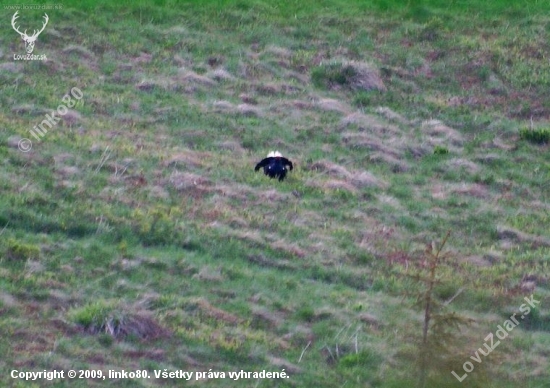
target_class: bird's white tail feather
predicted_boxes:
[267,150,282,157]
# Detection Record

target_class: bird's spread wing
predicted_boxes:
[255,157,273,171]
[281,157,293,171]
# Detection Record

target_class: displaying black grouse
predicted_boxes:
[255,151,293,181]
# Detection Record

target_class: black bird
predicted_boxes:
[255,151,293,181]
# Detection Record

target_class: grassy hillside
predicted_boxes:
[1,0,549,386]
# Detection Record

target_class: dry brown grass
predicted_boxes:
[168,171,211,192]
[193,266,224,282]
[341,132,401,155]
[345,60,387,92]
[176,68,217,87]
[452,182,491,199]
[270,240,308,258]
[370,151,410,172]
[205,68,235,81]
[72,302,171,340]
[62,44,95,59]
[432,182,491,200]
[316,98,351,114]
[421,119,464,149]
[496,225,550,247]
[340,112,401,136]
[237,103,262,117]
[195,298,243,325]
[135,78,171,92]
[446,158,480,174]
[162,149,210,168]
[2,4,549,386]
[251,305,285,328]
[374,106,409,125]
[214,140,246,153]
[267,355,302,374]
[307,159,388,190]
[316,179,358,193]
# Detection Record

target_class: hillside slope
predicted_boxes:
[1,1,549,387]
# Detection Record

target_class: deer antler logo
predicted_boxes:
[11,11,49,54]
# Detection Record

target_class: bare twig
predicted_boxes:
[298,341,311,363]
[0,221,9,236]
[95,146,111,173]
[443,287,464,306]
[322,345,336,363]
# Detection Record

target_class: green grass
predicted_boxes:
[519,127,550,145]
[1,0,550,386]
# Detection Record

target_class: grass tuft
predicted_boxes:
[519,127,550,144]
[5,238,40,261]
[68,300,168,339]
